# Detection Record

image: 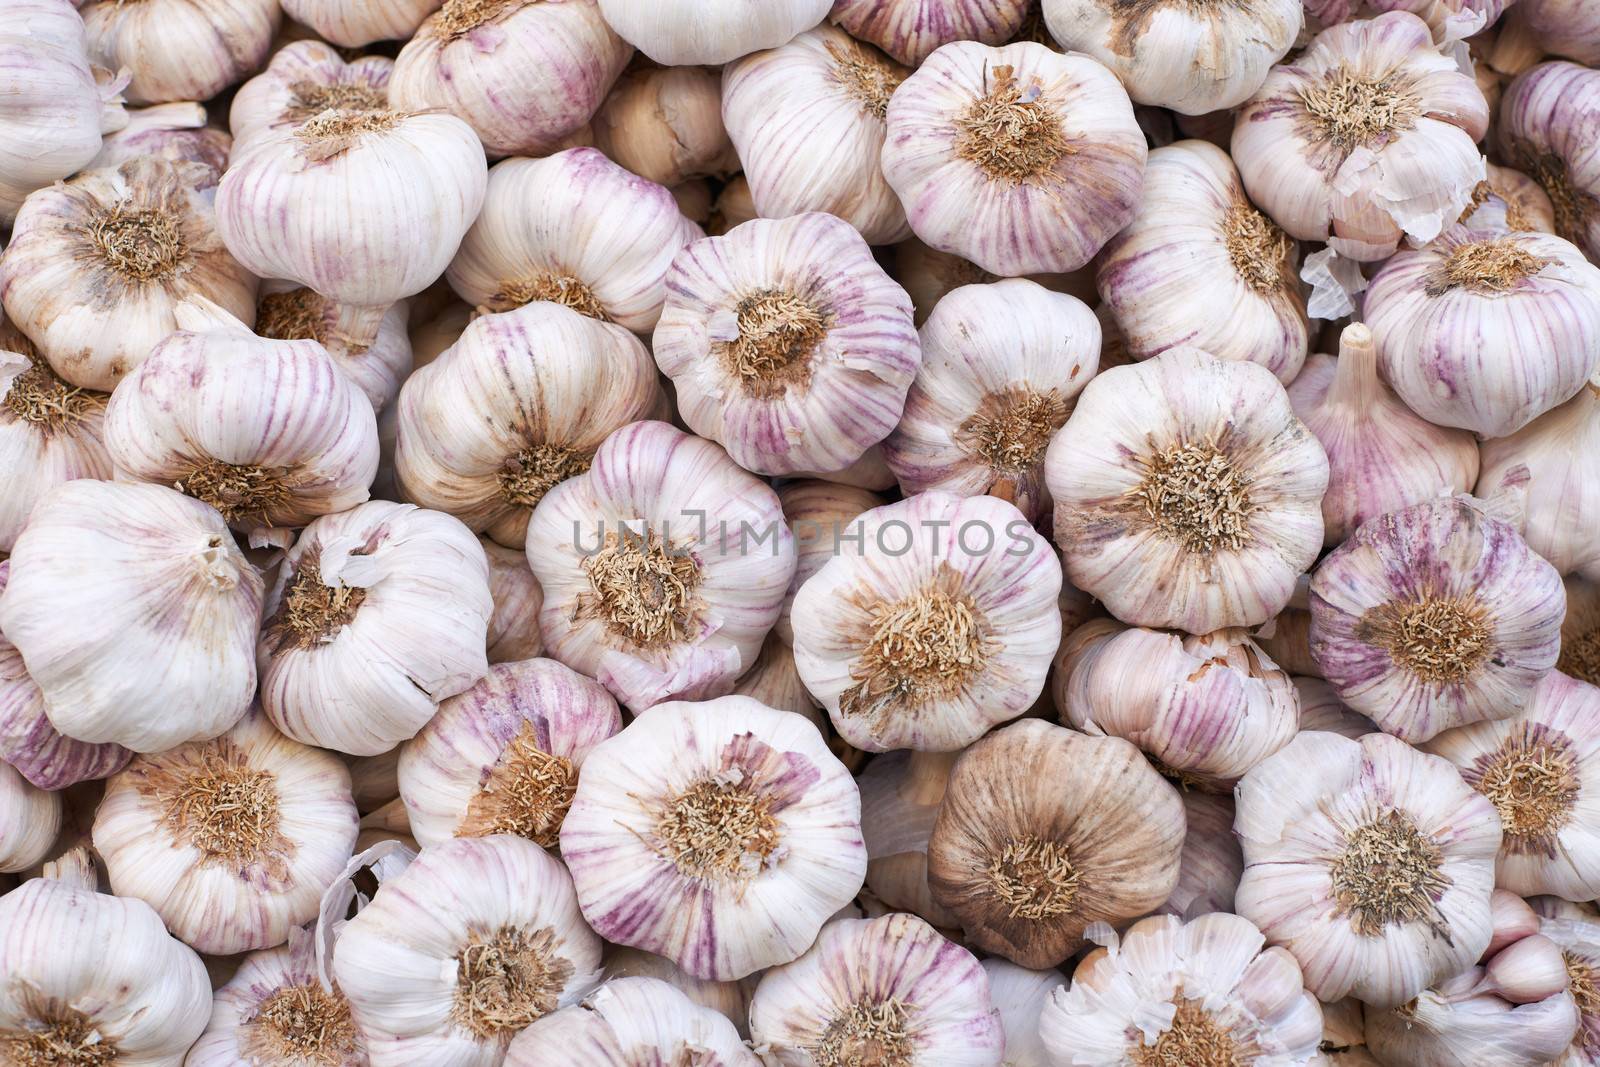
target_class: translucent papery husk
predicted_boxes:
[1539,915,1600,1066]
[333,834,604,1066]
[1045,345,1329,633]
[748,913,1005,1066]
[280,0,443,47]
[857,750,962,929]
[560,696,866,980]
[593,0,830,65]
[730,633,829,734]
[0,757,62,874]
[0,156,258,392]
[1363,967,1580,1067]
[601,946,755,1038]
[1096,140,1308,383]
[0,480,262,753]
[775,480,887,647]
[1296,675,1381,738]
[881,40,1146,276]
[1459,162,1559,236]
[483,538,545,664]
[523,420,794,712]
[506,976,760,1066]
[1309,495,1566,743]
[1518,0,1600,66]
[884,279,1098,524]
[0,879,211,1066]
[791,491,1062,752]
[87,101,231,185]
[253,280,413,415]
[257,500,492,757]
[80,0,278,104]
[722,26,910,245]
[653,212,919,476]
[830,0,1029,66]
[1368,0,1509,42]
[1162,790,1246,920]
[593,63,736,187]
[1498,62,1600,264]
[1232,12,1489,261]
[391,0,631,159]
[1234,731,1501,1007]
[983,958,1064,1067]
[228,41,394,152]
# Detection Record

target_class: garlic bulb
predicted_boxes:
[730,634,828,732]
[983,959,1063,1067]
[93,710,358,955]
[1460,163,1559,236]
[748,912,1005,1066]
[0,757,62,874]
[0,480,261,752]
[775,479,887,646]
[1163,790,1246,920]
[506,976,760,1066]
[1483,932,1574,1004]
[830,0,1031,66]
[791,491,1062,752]
[1499,62,1600,264]
[1040,912,1324,1065]
[333,833,603,1065]
[722,27,910,245]
[391,0,631,158]
[1096,140,1308,383]
[1538,914,1600,1066]
[1519,0,1600,66]
[523,420,794,711]
[254,281,414,414]
[447,149,701,334]
[592,65,734,189]
[88,101,231,185]
[883,279,1097,523]
[653,212,919,476]
[1232,12,1489,261]
[395,300,662,548]
[858,749,962,928]
[229,40,393,152]
[560,695,866,980]
[80,0,278,105]
[927,719,1185,967]
[1235,731,1501,1007]
[1,156,258,392]
[258,501,492,756]
[1309,495,1565,742]
[1262,610,1322,681]
[279,0,443,47]
[1045,345,1329,633]
[484,539,545,664]
[1363,963,1580,1067]
[594,0,830,65]
[881,41,1146,275]
[1041,0,1299,113]
[0,879,210,1065]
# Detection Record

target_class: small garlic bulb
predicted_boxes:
[927,719,1185,968]
[334,833,604,1065]
[1363,963,1580,1067]
[593,64,736,187]
[1232,11,1489,261]
[0,879,210,1065]
[254,281,414,414]
[93,710,358,955]
[748,913,1005,1066]
[1235,731,1501,1007]
[485,538,545,664]
[80,0,279,105]
[506,976,761,1065]
[830,0,1031,66]
[280,0,443,47]
[1096,140,1308,383]
[391,0,631,158]
[857,749,962,928]
[775,479,887,646]
[722,27,910,244]
[0,480,262,752]
[0,757,62,874]
[229,40,393,152]
[0,341,110,554]
[257,501,492,756]
[1045,346,1329,633]
[447,149,701,334]
[1498,62,1600,263]
[653,212,919,476]
[560,696,866,980]
[88,102,232,185]
[791,492,1062,752]
[594,0,830,65]
[883,279,1097,523]
[1460,162,1559,236]
[984,959,1063,1067]
[523,420,794,711]
[1309,495,1565,742]
[882,41,1146,275]
[1,156,258,392]
[1162,790,1245,919]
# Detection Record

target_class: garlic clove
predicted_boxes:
[983,958,1064,1067]
[1161,790,1246,920]
[594,0,831,65]
[229,40,394,153]
[1498,61,1600,263]
[1295,675,1380,739]
[80,0,280,105]
[1485,889,1546,963]
[87,101,232,186]
[593,63,737,188]
[1363,968,1580,1067]
[505,975,760,1065]
[1537,913,1600,1064]
[279,0,444,48]
[1484,933,1574,1005]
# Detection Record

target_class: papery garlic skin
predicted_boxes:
[80,0,278,105]
[0,757,61,874]
[983,959,1063,1067]
[229,41,394,152]
[731,633,829,733]
[506,976,760,1066]
[1363,964,1580,1067]
[89,102,231,185]
[1498,62,1600,263]
[1461,162,1559,236]
[593,65,736,187]
[1,156,258,392]
[595,0,830,65]
[484,539,545,664]
[857,750,962,928]
[255,281,414,414]
[1163,790,1246,919]
[258,501,492,756]
[1519,0,1600,66]
[0,342,111,553]
[775,479,886,646]
[602,947,755,1036]
[654,212,919,476]
[1296,675,1380,738]
[882,41,1146,276]
[0,480,261,753]
[1538,915,1600,1066]
[280,0,443,47]
[831,0,1031,66]
[1235,731,1501,1007]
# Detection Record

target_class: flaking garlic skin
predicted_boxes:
[1460,162,1559,236]
[229,40,394,153]
[506,976,761,1066]
[88,102,232,187]
[830,0,1031,66]
[79,0,280,105]
[1498,62,1600,264]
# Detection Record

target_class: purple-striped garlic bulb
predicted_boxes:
[398,658,621,849]
[0,757,61,874]
[748,913,1005,1066]
[1367,0,1511,42]
[1309,495,1565,742]
[228,40,394,152]
[560,696,866,980]
[0,480,262,753]
[857,750,962,928]
[1518,0,1600,75]
[881,41,1146,276]
[507,976,761,1065]
[1563,577,1600,690]
[279,0,443,47]
[257,501,492,756]
[791,492,1061,752]
[1460,162,1559,236]
[1162,789,1245,920]
[1235,731,1501,1007]
[1498,62,1600,264]
[254,281,414,414]
[984,959,1064,1067]
[595,0,830,65]
[1288,322,1479,546]
[775,479,886,646]
[1045,346,1328,633]
[884,279,1097,523]
[484,538,545,664]
[593,64,735,187]
[927,720,1185,968]
[1232,12,1489,262]
[523,420,794,711]
[79,0,278,104]
[87,102,232,186]
[830,0,1030,66]
[333,834,603,1065]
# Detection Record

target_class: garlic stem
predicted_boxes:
[1327,323,1383,411]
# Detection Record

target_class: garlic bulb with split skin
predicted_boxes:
[1563,577,1600,689]
[882,40,1146,276]
[1460,163,1558,236]
[830,0,1032,66]
[595,0,830,65]
[485,539,545,664]
[89,102,232,185]
[775,479,887,646]
[279,0,443,47]
[254,281,415,414]
[858,750,962,928]
[1362,959,1580,1067]
[1537,914,1600,1066]
[0,758,61,874]
[506,976,761,1066]
[229,41,394,152]
[653,212,919,477]
[984,959,1063,1067]
[1,156,257,392]
[1163,790,1246,919]
[80,0,279,105]
[592,64,736,188]
[1498,62,1600,263]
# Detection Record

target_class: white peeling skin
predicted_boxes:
[594,0,830,65]
[982,958,1064,1067]
[506,976,761,1066]
[228,40,394,151]
[88,102,232,184]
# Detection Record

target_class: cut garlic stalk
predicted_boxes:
[506,976,761,1065]
[79,0,279,105]
[229,40,394,152]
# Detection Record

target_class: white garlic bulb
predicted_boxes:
[1,156,258,392]
[0,480,262,752]
[1163,789,1245,920]
[983,958,1063,1067]
[0,757,61,874]
[830,0,1031,66]
[882,40,1146,276]
[258,500,492,756]
[80,0,278,105]
[775,479,887,646]
[1518,0,1600,65]
[595,0,830,65]
[87,102,232,186]
[334,833,603,1066]
[1498,62,1600,263]
[506,976,760,1065]
[1296,675,1380,738]
[229,40,393,152]
[561,696,864,980]
[484,538,545,664]
[254,281,414,414]
[1363,962,1580,1067]
[279,0,443,47]
[857,749,962,928]
[592,64,736,187]
[653,212,919,476]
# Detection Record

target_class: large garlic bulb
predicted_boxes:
[830,0,1031,65]
[279,0,443,47]
[1498,62,1600,263]
[254,281,414,414]
[592,64,736,187]
[507,976,761,1065]
[0,757,61,874]
[80,0,279,105]
[775,479,887,646]
[229,40,393,152]
[595,0,830,65]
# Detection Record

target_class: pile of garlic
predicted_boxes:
[4,0,1600,1064]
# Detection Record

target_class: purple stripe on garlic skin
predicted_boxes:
[255,281,414,415]
[80,0,280,106]
[595,0,831,66]
[506,976,761,1066]
[1498,62,1600,262]
[1519,0,1600,66]
[830,0,1030,67]
[228,40,394,153]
